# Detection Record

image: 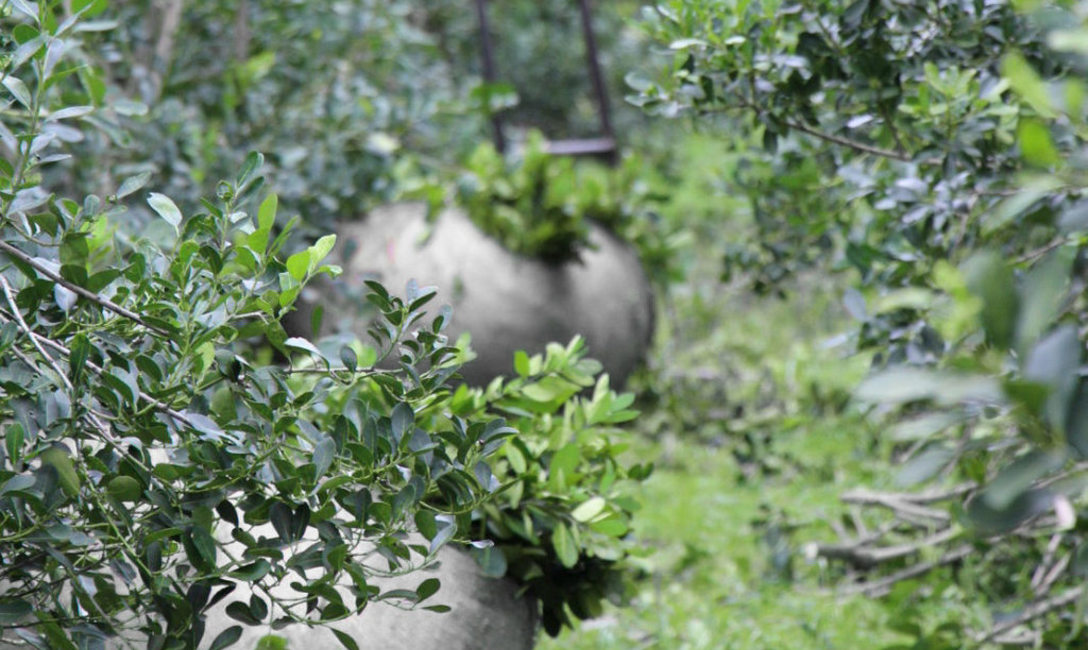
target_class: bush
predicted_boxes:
[635,0,1088,643]
[0,4,648,647]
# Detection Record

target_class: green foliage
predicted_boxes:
[448,337,650,636]
[54,0,481,233]
[439,130,683,282]
[631,0,1088,644]
[541,267,903,650]
[457,132,592,261]
[634,0,1049,305]
[0,3,648,646]
[49,0,651,238]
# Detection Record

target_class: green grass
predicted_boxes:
[539,417,911,649]
[540,184,916,648]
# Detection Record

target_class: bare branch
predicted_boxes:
[150,0,185,101]
[841,484,976,505]
[699,102,912,162]
[975,586,1086,645]
[1030,533,1063,593]
[839,490,952,523]
[783,117,911,161]
[816,527,960,568]
[842,544,973,597]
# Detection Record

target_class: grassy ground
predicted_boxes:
[540,276,914,649]
[540,134,922,647]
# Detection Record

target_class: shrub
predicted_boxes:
[634,0,1088,642]
[0,3,648,647]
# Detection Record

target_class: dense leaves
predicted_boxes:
[447,338,650,635]
[634,0,1088,643]
[425,130,682,281]
[0,3,648,647]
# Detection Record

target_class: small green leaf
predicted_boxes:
[284,337,323,358]
[471,545,508,578]
[415,510,437,540]
[209,626,243,650]
[5,423,24,465]
[391,403,414,442]
[309,234,336,267]
[968,488,1052,534]
[571,497,607,523]
[69,333,90,385]
[0,599,32,624]
[226,602,261,625]
[107,476,142,502]
[114,171,151,199]
[896,446,955,487]
[1023,325,1081,428]
[147,192,182,233]
[269,502,292,542]
[962,251,1019,350]
[71,0,108,17]
[590,518,629,537]
[552,521,579,569]
[11,35,44,70]
[514,350,531,377]
[185,526,217,571]
[237,151,264,186]
[332,629,360,650]
[1017,248,1072,355]
[229,559,271,582]
[339,346,357,372]
[1002,53,1055,118]
[2,77,32,109]
[313,437,336,479]
[255,636,288,650]
[285,250,309,281]
[416,578,440,601]
[1018,119,1059,167]
[40,447,79,497]
[984,449,1066,509]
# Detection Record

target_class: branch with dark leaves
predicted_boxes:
[0,304,195,433]
[841,544,974,597]
[697,101,912,162]
[975,585,1085,645]
[0,239,170,336]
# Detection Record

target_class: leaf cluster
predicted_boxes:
[446,337,651,636]
[431,130,682,282]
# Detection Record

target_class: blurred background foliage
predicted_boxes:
[52,0,651,236]
[10,0,1088,646]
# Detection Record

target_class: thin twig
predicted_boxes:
[1031,533,1062,592]
[1016,237,1069,266]
[975,585,1086,644]
[990,630,1039,646]
[0,292,120,443]
[0,239,169,336]
[149,0,185,101]
[841,484,976,505]
[842,544,972,597]
[816,527,960,568]
[839,490,951,523]
[786,117,911,161]
[1,275,73,392]
[849,506,870,539]
[701,102,912,162]
[1036,553,1070,597]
